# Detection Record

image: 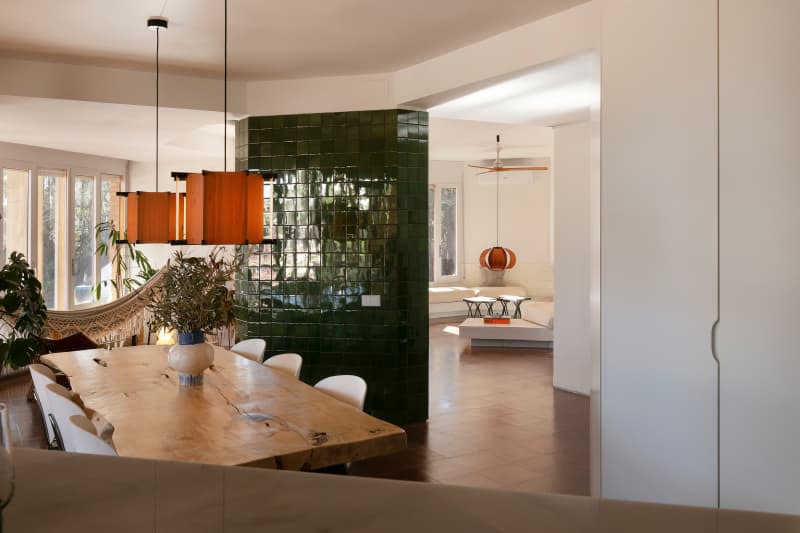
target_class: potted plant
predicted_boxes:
[93,220,156,301]
[0,252,47,369]
[147,249,238,386]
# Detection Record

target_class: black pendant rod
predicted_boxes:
[147,16,168,190]
[496,134,500,246]
[156,25,160,191]
[223,0,227,172]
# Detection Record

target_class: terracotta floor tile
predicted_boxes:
[351,320,590,495]
[1,320,591,496]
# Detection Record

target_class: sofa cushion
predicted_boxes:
[475,286,527,299]
[38,332,98,354]
[428,286,478,304]
[520,301,554,328]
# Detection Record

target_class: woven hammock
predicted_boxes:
[43,267,167,345]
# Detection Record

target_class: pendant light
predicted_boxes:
[474,135,548,271]
[172,0,274,246]
[116,16,180,244]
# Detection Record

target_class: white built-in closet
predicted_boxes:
[600,0,800,515]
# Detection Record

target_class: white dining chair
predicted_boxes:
[45,383,87,452]
[29,364,58,448]
[68,414,116,456]
[231,338,266,362]
[314,375,368,411]
[263,353,303,378]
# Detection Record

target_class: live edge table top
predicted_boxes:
[42,345,406,470]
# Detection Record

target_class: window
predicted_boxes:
[73,175,95,305]
[1,167,31,265]
[0,161,124,310]
[428,183,461,283]
[36,169,68,308]
[98,175,123,303]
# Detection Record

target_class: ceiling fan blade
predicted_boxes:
[468,164,497,170]
[494,166,549,172]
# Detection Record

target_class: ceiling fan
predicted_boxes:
[468,134,549,174]
[472,134,549,273]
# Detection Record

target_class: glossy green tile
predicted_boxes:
[235,109,429,425]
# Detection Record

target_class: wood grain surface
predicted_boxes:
[42,345,406,469]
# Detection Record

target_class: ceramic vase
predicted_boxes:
[168,331,214,386]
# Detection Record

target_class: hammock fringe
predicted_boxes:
[43,267,167,345]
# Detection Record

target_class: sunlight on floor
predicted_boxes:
[442,325,460,336]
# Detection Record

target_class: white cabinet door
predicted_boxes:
[600,0,719,507]
[719,0,800,515]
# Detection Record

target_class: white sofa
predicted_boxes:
[519,300,553,330]
[428,285,528,318]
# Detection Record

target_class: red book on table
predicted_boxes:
[483,316,511,325]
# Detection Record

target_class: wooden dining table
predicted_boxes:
[41,344,407,470]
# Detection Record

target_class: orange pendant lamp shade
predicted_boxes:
[174,170,268,245]
[479,246,517,271]
[116,191,183,244]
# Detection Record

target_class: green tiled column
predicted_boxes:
[234,110,429,425]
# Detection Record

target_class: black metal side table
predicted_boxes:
[496,295,531,319]
[463,296,497,318]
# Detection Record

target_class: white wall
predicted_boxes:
[0,141,127,176]
[429,158,554,299]
[395,2,601,107]
[553,122,591,396]
[0,56,244,113]
[463,163,552,297]
[600,0,718,507]
[246,74,395,116]
[587,50,602,498]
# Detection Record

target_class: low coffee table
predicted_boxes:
[458,318,553,348]
[496,295,531,319]
[463,296,497,317]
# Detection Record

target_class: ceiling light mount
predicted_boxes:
[147,17,168,30]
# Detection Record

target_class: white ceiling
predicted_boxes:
[0,98,556,164]
[429,118,552,162]
[429,53,596,126]
[0,2,591,162]
[0,96,233,161]
[0,0,587,81]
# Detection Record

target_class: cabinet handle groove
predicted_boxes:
[711,319,720,364]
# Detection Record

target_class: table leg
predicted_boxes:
[499,300,510,317]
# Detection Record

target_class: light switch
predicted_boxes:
[361,295,381,307]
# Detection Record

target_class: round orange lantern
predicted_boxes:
[479,246,517,271]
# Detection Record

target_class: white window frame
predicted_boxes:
[0,158,127,310]
[0,161,34,266]
[429,182,462,284]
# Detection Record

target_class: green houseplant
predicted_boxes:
[0,252,47,369]
[147,249,237,386]
[93,220,156,301]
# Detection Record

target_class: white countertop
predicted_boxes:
[4,448,799,532]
